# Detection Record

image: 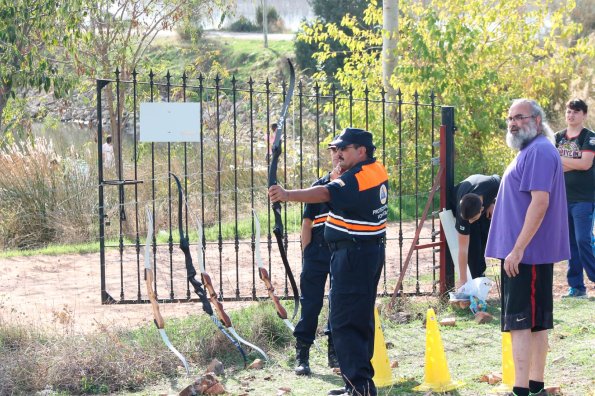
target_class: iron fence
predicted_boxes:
[97,68,456,305]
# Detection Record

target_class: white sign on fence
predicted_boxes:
[140,102,201,142]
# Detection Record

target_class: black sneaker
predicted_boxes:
[327,387,347,395]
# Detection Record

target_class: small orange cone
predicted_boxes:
[413,308,463,392]
[493,332,515,393]
[371,307,400,387]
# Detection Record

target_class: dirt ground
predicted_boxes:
[0,222,576,334]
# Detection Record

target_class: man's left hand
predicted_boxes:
[486,203,495,219]
[268,185,288,202]
[503,248,523,277]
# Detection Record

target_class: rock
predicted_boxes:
[178,385,195,396]
[458,300,471,309]
[545,386,561,395]
[203,382,226,395]
[488,373,502,384]
[206,359,224,376]
[439,317,456,326]
[180,373,226,395]
[388,311,412,324]
[479,372,502,384]
[248,359,265,369]
[277,387,291,395]
[332,367,341,375]
[474,311,493,324]
[390,360,399,368]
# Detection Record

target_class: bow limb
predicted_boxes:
[170,172,248,367]
[194,219,269,361]
[144,206,190,375]
[266,59,300,321]
[253,210,296,333]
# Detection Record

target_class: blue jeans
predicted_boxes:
[567,202,595,291]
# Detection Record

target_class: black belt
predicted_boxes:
[327,237,385,251]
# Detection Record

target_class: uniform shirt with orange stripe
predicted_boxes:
[324,158,389,243]
[303,173,332,245]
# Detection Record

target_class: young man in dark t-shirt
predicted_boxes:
[452,174,501,288]
[555,98,595,298]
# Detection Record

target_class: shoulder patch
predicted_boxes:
[589,137,595,145]
[379,184,387,204]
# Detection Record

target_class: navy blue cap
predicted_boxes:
[329,128,375,149]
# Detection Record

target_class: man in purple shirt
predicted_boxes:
[486,99,570,396]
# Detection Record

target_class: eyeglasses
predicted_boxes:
[505,114,536,123]
[337,144,359,152]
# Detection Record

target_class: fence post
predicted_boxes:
[97,79,110,304]
[440,106,456,294]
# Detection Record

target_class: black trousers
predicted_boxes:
[293,241,331,344]
[467,215,490,278]
[329,242,384,396]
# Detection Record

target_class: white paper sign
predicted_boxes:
[140,102,201,142]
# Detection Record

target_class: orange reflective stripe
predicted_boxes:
[355,162,388,192]
[313,216,328,225]
[327,216,386,232]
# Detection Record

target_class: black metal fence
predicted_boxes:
[97,68,456,305]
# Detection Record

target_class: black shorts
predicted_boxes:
[500,261,553,332]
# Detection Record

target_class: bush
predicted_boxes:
[0,137,96,249]
[228,16,259,32]
[176,22,204,42]
[294,20,348,75]
[256,6,285,32]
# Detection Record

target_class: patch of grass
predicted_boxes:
[0,242,100,258]
[2,296,592,395]
[141,35,295,83]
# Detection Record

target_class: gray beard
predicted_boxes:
[506,123,538,150]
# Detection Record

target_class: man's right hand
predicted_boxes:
[455,278,467,290]
[330,165,345,181]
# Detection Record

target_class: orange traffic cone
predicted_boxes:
[413,308,463,392]
[493,332,515,393]
[371,307,400,387]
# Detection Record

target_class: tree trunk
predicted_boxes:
[263,0,268,48]
[0,90,8,132]
[382,0,399,102]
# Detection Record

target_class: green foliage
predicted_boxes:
[228,16,260,32]
[309,0,369,24]
[0,0,83,135]
[294,0,371,75]
[298,0,594,179]
[256,6,284,32]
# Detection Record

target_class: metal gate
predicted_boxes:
[97,68,456,304]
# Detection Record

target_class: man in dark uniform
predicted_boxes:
[293,143,342,375]
[269,127,388,396]
[451,174,501,288]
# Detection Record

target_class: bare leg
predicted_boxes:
[511,329,531,388]
[529,330,548,382]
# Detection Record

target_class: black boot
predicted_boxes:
[295,340,311,375]
[327,336,340,368]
